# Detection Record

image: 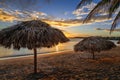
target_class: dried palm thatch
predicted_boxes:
[74,36,116,59]
[0,20,69,49]
[0,20,69,73]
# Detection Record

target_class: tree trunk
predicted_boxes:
[34,48,37,74]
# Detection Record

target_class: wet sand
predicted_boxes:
[0,47,120,80]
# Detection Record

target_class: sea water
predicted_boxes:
[0,39,119,59]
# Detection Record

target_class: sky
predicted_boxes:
[0,0,120,37]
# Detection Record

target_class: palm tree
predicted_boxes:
[77,0,120,33]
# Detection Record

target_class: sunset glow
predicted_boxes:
[0,0,120,37]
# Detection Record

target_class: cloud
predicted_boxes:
[0,8,48,22]
[0,7,111,27]
[73,2,96,18]
[0,8,67,22]
[72,2,114,23]
[0,9,110,27]
[76,16,83,19]
[0,9,17,22]
[12,10,48,21]
[42,15,110,27]
[95,28,120,32]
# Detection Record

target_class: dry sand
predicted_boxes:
[0,47,120,80]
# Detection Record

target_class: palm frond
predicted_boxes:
[83,0,111,23]
[110,11,120,33]
[109,0,120,18]
[76,0,93,9]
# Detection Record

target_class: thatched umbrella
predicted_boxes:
[74,36,116,59]
[0,20,69,73]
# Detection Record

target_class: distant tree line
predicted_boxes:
[71,36,120,40]
[102,37,120,40]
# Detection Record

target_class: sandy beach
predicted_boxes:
[0,47,120,80]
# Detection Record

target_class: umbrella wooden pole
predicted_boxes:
[34,48,37,74]
[92,51,95,60]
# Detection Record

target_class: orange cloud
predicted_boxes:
[0,8,111,27]
[42,19,83,27]
[42,16,110,27]
[0,9,16,22]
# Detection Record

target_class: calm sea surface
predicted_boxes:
[0,39,119,58]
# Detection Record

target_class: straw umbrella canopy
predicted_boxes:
[74,36,116,59]
[0,20,69,73]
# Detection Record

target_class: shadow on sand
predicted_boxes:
[26,68,75,80]
[27,71,48,80]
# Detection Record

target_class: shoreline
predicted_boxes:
[0,39,119,60]
[0,50,72,60]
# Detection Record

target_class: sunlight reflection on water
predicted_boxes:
[0,39,81,58]
[55,45,59,52]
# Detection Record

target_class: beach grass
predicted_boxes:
[0,47,120,80]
